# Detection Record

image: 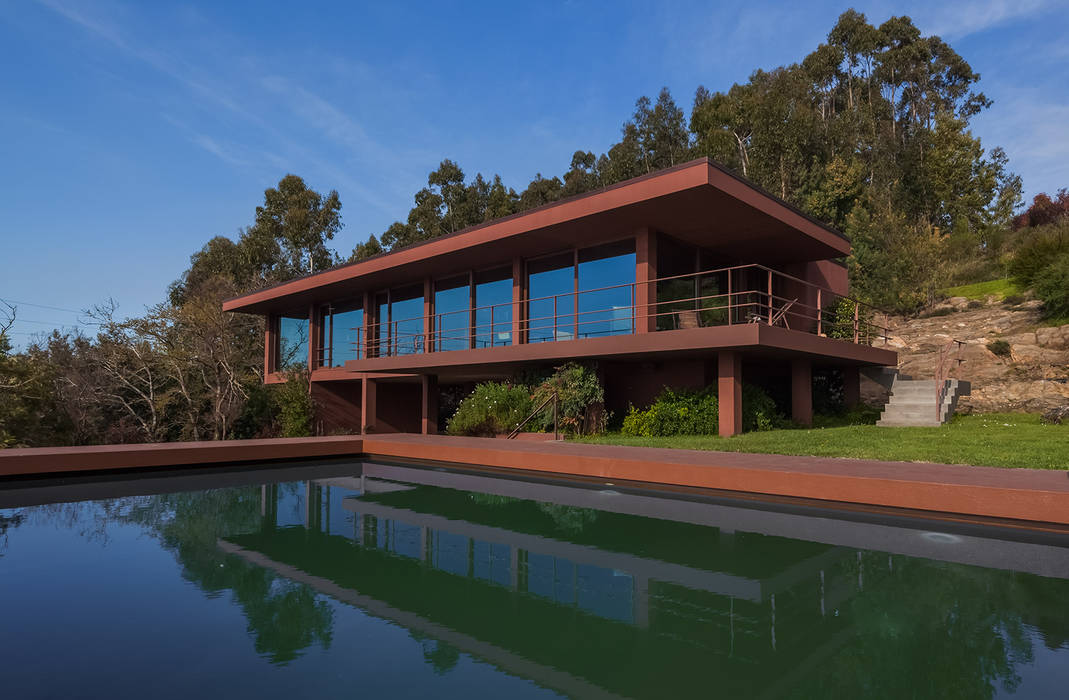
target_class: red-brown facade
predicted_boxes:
[224,158,896,436]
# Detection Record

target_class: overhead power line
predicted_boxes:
[0,297,83,314]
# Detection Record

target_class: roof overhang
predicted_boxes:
[224,159,851,316]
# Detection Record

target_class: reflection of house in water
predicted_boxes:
[226,474,885,699]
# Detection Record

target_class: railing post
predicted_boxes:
[853,302,859,344]
[767,269,773,325]
[726,270,732,326]
[553,294,558,342]
[816,289,822,336]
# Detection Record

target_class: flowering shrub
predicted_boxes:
[531,362,606,435]
[446,382,534,436]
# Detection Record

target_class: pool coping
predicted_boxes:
[2,434,1068,527]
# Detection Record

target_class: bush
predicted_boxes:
[986,339,1012,358]
[1033,253,1069,320]
[447,382,534,436]
[1007,223,1069,287]
[621,387,718,437]
[1002,294,1025,306]
[531,362,606,435]
[621,384,782,437]
[920,307,955,318]
[966,300,984,309]
[275,370,315,437]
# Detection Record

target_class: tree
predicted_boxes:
[251,174,342,276]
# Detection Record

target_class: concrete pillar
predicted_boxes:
[307,303,320,370]
[511,257,523,345]
[843,366,861,409]
[718,351,742,437]
[635,228,657,333]
[791,359,813,426]
[421,375,438,435]
[264,317,276,375]
[361,377,377,434]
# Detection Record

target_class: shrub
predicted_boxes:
[920,307,955,318]
[531,362,606,435]
[986,339,1012,357]
[621,387,718,437]
[621,384,782,437]
[447,382,534,436]
[1033,253,1069,320]
[275,370,315,437]
[1002,294,1025,306]
[1007,223,1069,287]
[966,300,984,309]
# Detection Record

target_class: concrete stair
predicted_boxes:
[876,375,971,427]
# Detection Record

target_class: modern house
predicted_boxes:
[223,158,897,436]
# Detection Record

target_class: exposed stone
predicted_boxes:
[1042,405,1069,425]
[879,304,1069,414]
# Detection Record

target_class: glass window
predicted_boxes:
[276,314,308,371]
[577,240,635,338]
[319,303,363,367]
[390,286,424,356]
[475,267,512,348]
[435,275,470,352]
[527,253,574,343]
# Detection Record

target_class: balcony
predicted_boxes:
[314,264,894,375]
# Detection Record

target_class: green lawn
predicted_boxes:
[941,278,1020,300]
[576,414,1069,469]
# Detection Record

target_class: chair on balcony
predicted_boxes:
[673,308,702,330]
[747,298,798,329]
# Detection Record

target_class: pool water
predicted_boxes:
[2,461,1068,699]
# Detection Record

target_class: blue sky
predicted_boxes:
[2,0,1068,344]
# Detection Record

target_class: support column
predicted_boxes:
[791,358,813,426]
[264,317,276,376]
[421,374,439,435]
[423,278,433,353]
[718,351,742,437]
[361,377,377,434]
[635,228,657,333]
[843,366,861,409]
[511,257,523,345]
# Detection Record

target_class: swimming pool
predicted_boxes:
[2,460,1067,698]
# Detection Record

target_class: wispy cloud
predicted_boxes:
[921,0,1055,40]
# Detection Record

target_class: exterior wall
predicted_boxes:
[603,359,713,418]
[311,381,362,435]
[375,383,422,433]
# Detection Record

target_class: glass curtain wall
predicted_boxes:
[434,275,471,352]
[475,267,512,348]
[577,240,635,338]
[389,286,425,356]
[527,253,575,343]
[318,303,363,367]
[277,314,309,370]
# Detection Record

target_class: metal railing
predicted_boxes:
[507,391,559,440]
[318,263,891,363]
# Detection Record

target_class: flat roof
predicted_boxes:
[224,158,851,316]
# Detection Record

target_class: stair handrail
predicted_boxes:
[507,391,559,440]
[935,339,966,421]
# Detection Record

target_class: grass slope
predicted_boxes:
[577,414,1069,469]
[941,278,1020,300]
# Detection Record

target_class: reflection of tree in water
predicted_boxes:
[7,487,334,665]
[409,631,461,675]
[791,551,1069,699]
[123,487,335,665]
[0,511,26,556]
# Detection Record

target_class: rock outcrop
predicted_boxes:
[871,297,1069,414]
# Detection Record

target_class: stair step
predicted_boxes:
[877,419,943,427]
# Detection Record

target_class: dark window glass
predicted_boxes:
[277,315,308,371]
[527,253,574,343]
[435,275,470,352]
[475,267,512,348]
[577,240,635,338]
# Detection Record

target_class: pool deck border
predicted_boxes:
[2,434,1068,528]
